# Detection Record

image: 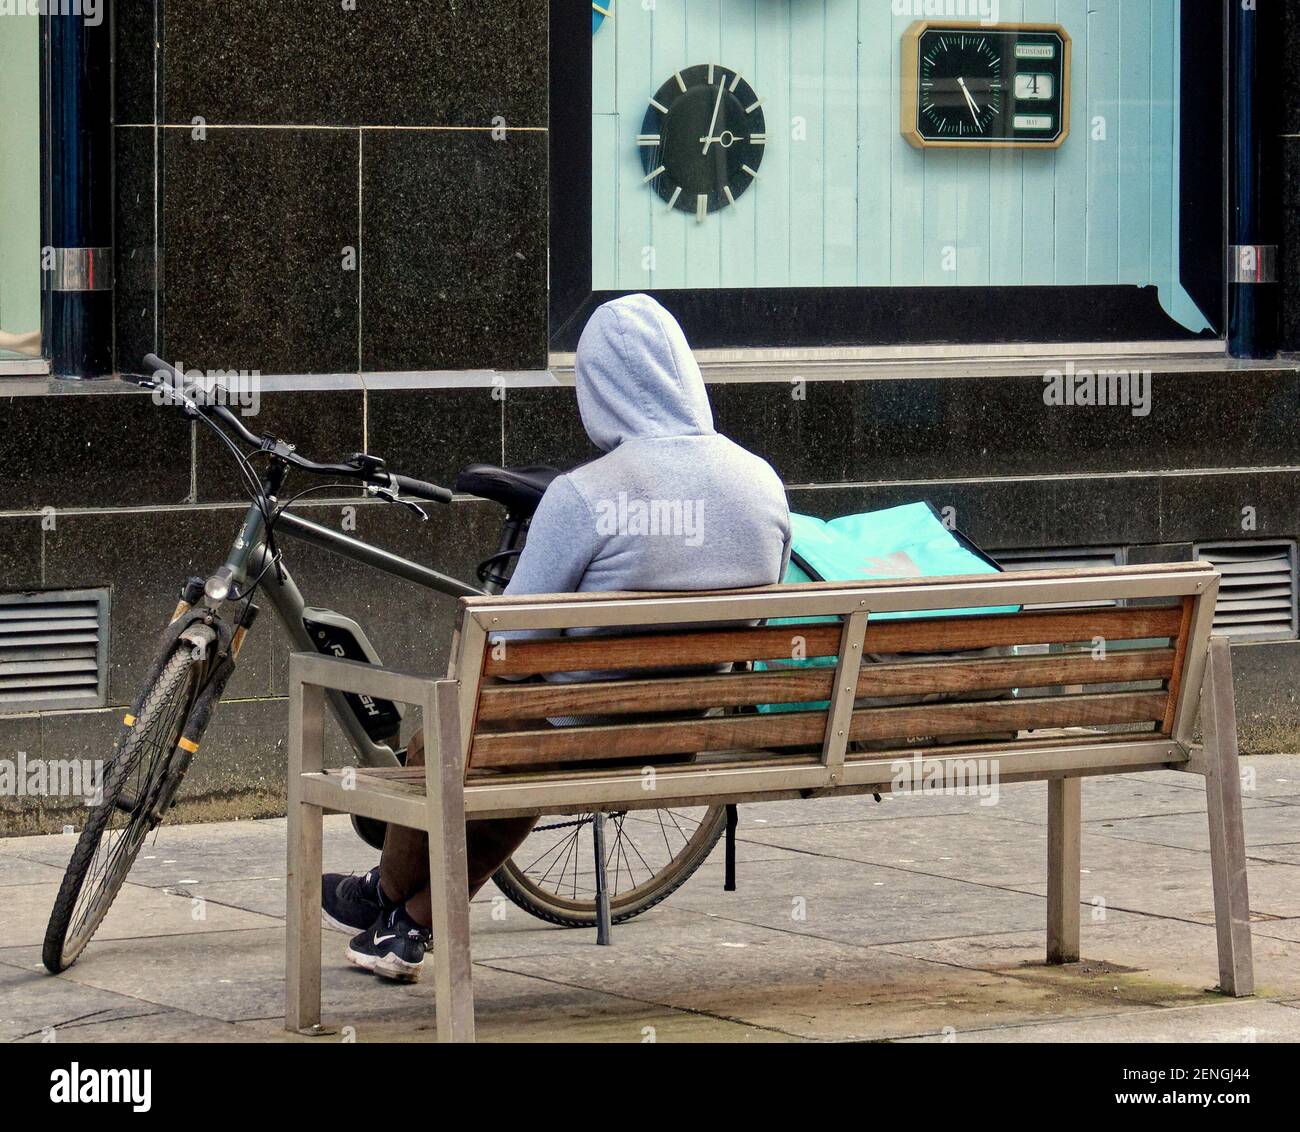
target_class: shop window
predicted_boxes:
[552,0,1226,352]
[0,7,42,364]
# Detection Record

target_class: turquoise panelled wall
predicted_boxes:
[0,9,41,341]
[592,0,1211,333]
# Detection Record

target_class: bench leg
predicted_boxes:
[286,680,324,1034]
[724,804,738,892]
[425,681,476,1042]
[1202,637,1255,997]
[1046,776,1081,965]
[593,811,612,946]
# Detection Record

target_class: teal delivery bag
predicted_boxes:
[756,502,1020,713]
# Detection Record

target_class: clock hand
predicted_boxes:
[957,77,982,126]
[702,78,726,156]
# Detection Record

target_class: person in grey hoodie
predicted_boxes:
[323,294,791,981]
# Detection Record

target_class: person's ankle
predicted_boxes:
[403,902,433,932]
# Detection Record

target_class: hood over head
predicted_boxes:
[574,294,715,451]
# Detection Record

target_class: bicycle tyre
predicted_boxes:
[43,645,205,973]
[491,805,728,928]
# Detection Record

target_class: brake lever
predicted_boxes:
[366,484,429,522]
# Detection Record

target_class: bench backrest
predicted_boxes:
[448,562,1219,793]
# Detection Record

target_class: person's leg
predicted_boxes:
[379,728,537,928]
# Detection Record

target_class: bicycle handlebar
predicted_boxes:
[140,354,453,505]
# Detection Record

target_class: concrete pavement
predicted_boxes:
[3,754,1300,1043]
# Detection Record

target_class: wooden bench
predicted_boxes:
[284,561,1253,1042]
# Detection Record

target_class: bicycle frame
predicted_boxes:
[216,470,524,771]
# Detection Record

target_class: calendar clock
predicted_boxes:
[901,22,1071,149]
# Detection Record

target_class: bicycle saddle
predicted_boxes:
[455,464,561,517]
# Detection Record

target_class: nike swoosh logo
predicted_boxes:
[373,932,397,945]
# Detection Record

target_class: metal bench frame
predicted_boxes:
[285,563,1253,1042]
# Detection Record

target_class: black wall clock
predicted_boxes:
[639,64,767,222]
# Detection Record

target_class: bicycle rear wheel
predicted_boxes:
[43,645,204,973]
[492,805,727,927]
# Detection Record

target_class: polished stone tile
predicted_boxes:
[161,127,360,375]
[1280,138,1300,352]
[366,387,504,490]
[113,124,158,375]
[0,517,44,590]
[193,390,365,504]
[163,0,547,128]
[0,390,190,510]
[501,386,601,471]
[711,371,1300,485]
[361,129,547,372]
[1159,469,1300,545]
[114,0,157,126]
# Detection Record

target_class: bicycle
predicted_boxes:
[43,356,726,973]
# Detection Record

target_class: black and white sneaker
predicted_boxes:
[346,907,431,983]
[321,868,394,934]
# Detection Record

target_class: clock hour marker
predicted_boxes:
[745,97,763,113]
[696,194,708,223]
[649,97,668,114]
[637,134,661,146]
[643,165,666,183]
[750,133,767,145]
[729,72,743,93]
[708,63,715,84]
[723,185,736,206]
[666,186,682,210]
[675,71,688,93]
[742,164,759,179]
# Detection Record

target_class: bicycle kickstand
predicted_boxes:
[592,811,612,946]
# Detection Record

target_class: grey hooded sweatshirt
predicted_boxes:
[502,295,791,616]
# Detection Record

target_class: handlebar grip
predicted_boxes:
[143,353,180,381]
[388,473,454,506]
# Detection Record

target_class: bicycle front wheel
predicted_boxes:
[492,805,727,927]
[43,644,205,973]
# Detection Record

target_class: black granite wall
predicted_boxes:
[3,2,1300,829]
[1281,0,1300,353]
[113,0,549,377]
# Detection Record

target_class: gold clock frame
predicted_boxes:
[901,20,1072,150]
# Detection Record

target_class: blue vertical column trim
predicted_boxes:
[1227,0,1278,359]
[40,6,114,378]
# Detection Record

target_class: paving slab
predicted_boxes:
[1080,804,1300,854]
[0,880,283,950]
[0,961,173,1043]
[3,920,785,1042]
[481,907,1197,1042]
[736,814,1300,923]
[954,773,1279,826]
[12,1005,257,1044]
[0,853,65,887]
[1245,917,1300,944]
[660,849,1053,947]
[882,915,1300,999]
[898,999,1300,1043]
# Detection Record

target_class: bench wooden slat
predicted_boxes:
[476,648,1177,721]
[482,605,1185,677]
[1162,597,1196,734]
[468,690,1168,768]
